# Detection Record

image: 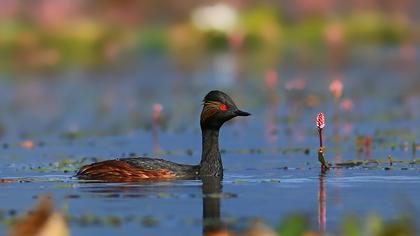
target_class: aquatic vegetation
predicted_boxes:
[28,159,92,173]
[60,214,162,228]
[335,158,419,168]
[141,216,160,228]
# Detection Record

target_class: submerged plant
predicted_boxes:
[317,112,329,170]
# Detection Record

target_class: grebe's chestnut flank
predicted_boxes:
[76,90,250,181]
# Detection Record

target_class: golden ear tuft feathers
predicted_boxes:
[200,101,222,123]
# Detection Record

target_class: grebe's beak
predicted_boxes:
[234,110,251,116]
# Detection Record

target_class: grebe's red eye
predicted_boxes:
[219,104,228,111]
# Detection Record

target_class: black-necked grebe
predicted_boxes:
[76,90,250,181]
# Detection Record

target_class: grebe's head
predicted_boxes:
[200,90,250,130]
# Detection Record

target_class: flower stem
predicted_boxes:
[318,128,323,147]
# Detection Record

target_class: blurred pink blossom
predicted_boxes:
[32,0,82,29]
[329,79,343,100]
[340,98,353,111]
[285,77,306,91]
[324,23,344,46]
[228,31,245,50]
[152,103,163,121]
[343,122,353,134]
[0,0,20,19]
[265,69,278,88]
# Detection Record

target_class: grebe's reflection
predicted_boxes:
[201,176,225,236]
[78,177,227,236]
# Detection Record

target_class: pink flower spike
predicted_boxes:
[316,112,325,129]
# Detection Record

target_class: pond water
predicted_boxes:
[0,47,419,235]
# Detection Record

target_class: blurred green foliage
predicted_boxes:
[273,213,417,236]
[0,5,416,73]
[277,214,309,236]
[344,13,410,44]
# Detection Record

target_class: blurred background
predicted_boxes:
[0,0,419,139]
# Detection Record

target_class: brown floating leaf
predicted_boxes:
[20,140,35,149]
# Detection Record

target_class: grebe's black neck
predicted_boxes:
[199,128,222,177]
[197,90,251,177]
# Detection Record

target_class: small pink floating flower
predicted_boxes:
[316,112,325,129]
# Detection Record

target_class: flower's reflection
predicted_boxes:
[318,171,326,233]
